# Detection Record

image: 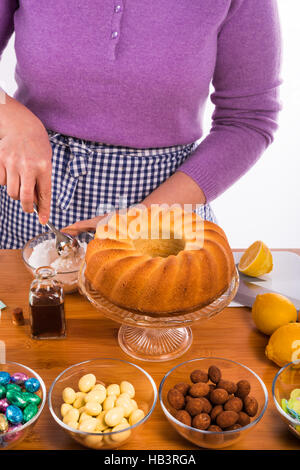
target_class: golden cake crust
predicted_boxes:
[85,208,235,315]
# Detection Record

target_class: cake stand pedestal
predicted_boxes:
[78,264,239,362]
[118,326,193,362]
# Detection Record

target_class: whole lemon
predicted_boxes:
[252,293,297,335]
[265,323,300,367]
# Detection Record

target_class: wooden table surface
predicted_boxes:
[0,248,299,451]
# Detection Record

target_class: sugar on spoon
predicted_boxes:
[33,202,79,257]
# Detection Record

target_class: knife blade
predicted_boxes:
[235,265,268,282]
[234,277,300,310]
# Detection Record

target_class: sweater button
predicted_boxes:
[111,31,118,39]
[114,5,121,13]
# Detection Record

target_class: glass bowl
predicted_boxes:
[48,358,157,450]
[0,362,46,450]
[78,263,239,362]
[159,357,268,449]
[22,231,94,294]
[272,359,300,440]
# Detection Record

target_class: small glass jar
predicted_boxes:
[29,266,66,339]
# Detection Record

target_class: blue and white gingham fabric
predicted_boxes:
[0,131,216,249]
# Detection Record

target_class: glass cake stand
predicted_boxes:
[78,263,239,362]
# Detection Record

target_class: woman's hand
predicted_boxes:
[61,171,206,235]
[0,95,53,224]
[61,215,105,236]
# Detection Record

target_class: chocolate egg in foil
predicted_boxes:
[0,372,10,386]
[0,413,8,432]
[22,392,41,406]
[0,385,6,399]
[6,383,22,394]
[0,398,9,413]
[4,424,22,444]
[11,372,29,385]
[6,390,27,409]
[24,378,40,393]
[6,405,23,424]
[23,403,38,423]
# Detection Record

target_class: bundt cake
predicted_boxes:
[85,206,235,315]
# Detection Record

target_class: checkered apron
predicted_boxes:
[0,131,216,249]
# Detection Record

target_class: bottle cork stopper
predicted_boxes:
[12,308,25,326]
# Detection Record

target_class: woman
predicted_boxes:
[0,1,281,248]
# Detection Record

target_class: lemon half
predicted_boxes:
[238,241,273,277]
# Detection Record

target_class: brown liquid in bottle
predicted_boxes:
[29,267,66,340]
[30,289,66,339]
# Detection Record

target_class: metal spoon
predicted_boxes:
[33,203,79,256]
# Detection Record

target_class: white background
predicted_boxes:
[0,1,299,248]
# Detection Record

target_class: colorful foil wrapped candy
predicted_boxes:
[0,370,41,447]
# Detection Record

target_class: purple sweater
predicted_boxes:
[0,0,281,202]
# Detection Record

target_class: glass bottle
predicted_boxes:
[29,266,66,339]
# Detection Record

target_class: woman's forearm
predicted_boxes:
[0,94,46,138]
[142,171,206,210]
[0,94,53,221]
